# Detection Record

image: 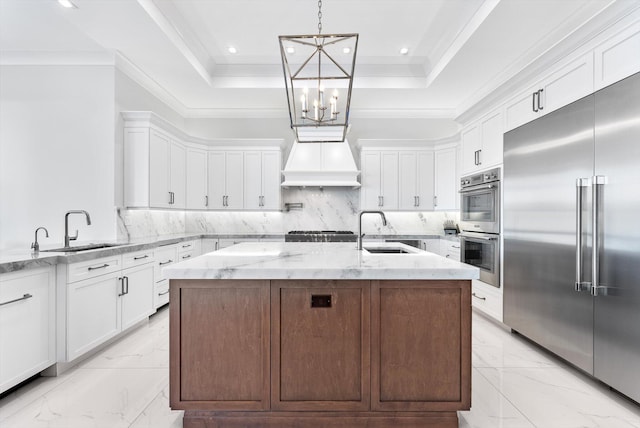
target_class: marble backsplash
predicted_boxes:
[118,189,459,240]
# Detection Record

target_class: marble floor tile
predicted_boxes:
[479,366,640,428]
[129,385,184,428]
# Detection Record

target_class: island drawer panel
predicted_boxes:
[371,280,471,412]
[170,280,270,411]
[271,280,370,411]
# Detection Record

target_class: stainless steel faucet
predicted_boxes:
[357,210,387,250]
[64,210,92,248]
[31,226,49,253]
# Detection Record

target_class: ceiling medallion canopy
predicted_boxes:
[279,0,358,143]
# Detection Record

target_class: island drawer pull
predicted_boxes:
[0,293,33,307]
[159,260,173,266]
[311,294,332,308]
[472,292,486,301]
[87,263,109,271]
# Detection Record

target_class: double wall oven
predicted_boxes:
[459,167,501,288]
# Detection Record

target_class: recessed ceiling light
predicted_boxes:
[399,47,409,55]
[57,0,77,8]
[286,47,295,54]
[228,46,237,54]
[343,47,351,54]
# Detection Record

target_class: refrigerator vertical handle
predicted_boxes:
[591,176,607,296]
[575,178,591,292]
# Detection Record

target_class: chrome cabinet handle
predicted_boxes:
[0,293,33,307]
[472,292,486,301]
[538,89,544,111]
[125,276,129,295]
[118,277,126,296]
[591,176,606,296]
[87,263,109,271]
[133,255,149,260]
[158,290,170,296]
[380,196,384,207]
[205,195,208,207]
[532,91,538,112]
[575,178,590,292]
[433,195,437,207]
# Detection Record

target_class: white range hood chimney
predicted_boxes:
[281,137,361,188]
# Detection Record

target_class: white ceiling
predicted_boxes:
[0,0,635,133]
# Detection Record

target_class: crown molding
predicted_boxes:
[0,50,115,66]
[350,108,457,119]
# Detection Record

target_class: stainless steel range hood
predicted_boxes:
[281,136,361,188]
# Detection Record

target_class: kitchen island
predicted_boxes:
[164,242,479,428]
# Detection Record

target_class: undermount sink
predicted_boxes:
[364,247,411,254]
[41,243,121,253]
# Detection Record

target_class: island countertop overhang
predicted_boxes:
[163,242,479,281]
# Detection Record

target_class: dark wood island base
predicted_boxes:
[170,279,471,428]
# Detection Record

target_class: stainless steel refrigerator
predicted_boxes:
[503,71,640,403]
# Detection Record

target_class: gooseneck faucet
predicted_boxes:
[64,210,92,248]
[31,226,49,253]
[357,210,387,250]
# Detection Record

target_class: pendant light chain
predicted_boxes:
[318,0,322,34]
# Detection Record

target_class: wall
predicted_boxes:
[119,188,458,239]
[0,65,116,250]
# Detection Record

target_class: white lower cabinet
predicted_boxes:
[471,279,503,323]
[440,240,461,261]
[66,254,154,361]
[0,266,55,393]
[421,239,440,254]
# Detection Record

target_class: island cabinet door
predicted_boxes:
[271,280,370,411]
[170,280,270,411]
[371,280,471,412]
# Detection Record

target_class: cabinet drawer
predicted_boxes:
[154,245,178,282]
[178,250,195,262]
[155,279,170,308]
[122,249,154,268]
[177,240,200,254]
[471,279,503,322]
[440,240,461,261]
[67,255,122,283]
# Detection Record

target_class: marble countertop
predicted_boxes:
[0,233,460,274]
[163,242,478,281]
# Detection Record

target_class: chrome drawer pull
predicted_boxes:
[0,293,33,307]
[158,290,170,296]
[472,292,486,301]
[182,254,191,259]
[159,260,173,266]
[87,263,109,271]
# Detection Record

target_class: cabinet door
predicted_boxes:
[261,151,281,210]
[271,280,370,411]
[416,151,435,210]
[67,272,121,361]
[541,53,594,116]
[149,130,171,208]
[225,152,244,210]
[169,141,186,208]
[208,151,226,209]
[504,88,538,132]
[434,148,458,210]
[361,151,382,210]
[380,151,398,210]
[398,152,418,210]
[594,21,640,90]
[372,280,471,412]
[479,111,503,169]
[243,151,262,210]
[461,125,481,174]
[186,148,208,209]
[172,280,270,411]
[121,264,154,331]
[0,267,55,393]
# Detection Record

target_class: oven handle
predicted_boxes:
[460,232,498,241]
[459,184,495,193]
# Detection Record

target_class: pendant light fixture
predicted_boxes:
[279,0,358,142]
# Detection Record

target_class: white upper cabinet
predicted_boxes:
[461,109,503,174]
[186,148,208,210]
[124,125,185,209]
[208,151,244,210]
[505,53,594,132]
[361,151,399,210]
[594,21,640,90]
[398,151,434,211]
[258,151,282,210]
[434,147,458,211]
